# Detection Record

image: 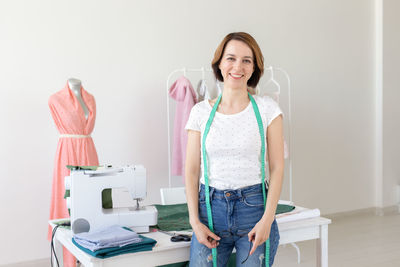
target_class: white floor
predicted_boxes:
[274,212,400,267]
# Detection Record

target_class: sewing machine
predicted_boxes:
[65,165,158,234]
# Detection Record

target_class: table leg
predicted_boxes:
[316,224,328,267]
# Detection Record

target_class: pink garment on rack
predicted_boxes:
[169,76,197,180]
[48,82,99,267]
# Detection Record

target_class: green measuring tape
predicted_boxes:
[201,92,270,267]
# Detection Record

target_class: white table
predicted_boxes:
[50,216,331,267]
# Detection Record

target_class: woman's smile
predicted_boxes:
[229,73,244,79]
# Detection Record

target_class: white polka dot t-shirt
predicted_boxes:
[185,95,283,190]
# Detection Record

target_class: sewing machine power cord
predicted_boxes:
[51,222,71,267]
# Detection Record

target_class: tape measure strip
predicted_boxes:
[249,93,270,266]
[202,94,222,267]
[202,93,270,267]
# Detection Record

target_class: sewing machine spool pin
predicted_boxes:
[134,198,143,210]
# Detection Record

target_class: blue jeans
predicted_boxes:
[189,183,280,267]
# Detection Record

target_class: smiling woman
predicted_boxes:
[185,32,284,267]
[217,40,255,93]
[212,32,264,89]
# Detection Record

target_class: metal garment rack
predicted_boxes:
[165,66,293,203]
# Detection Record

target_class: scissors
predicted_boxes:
[158,230,192,242]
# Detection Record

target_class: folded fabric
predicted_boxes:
[73,225,142,251]
[276,204,296,214]
[72,234,157,259]
[66,165,99,171]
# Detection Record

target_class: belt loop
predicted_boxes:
[237,188,243,198]
[209,186,215,201]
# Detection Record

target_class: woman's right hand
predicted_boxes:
[192,220,220,249]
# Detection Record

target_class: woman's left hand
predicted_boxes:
[247,218,272,255]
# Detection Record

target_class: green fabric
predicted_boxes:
[276,204,295,214]
[72,234,157,259]
[101,189,113,209]
[154,204,191,231]
[66,165,99,171]
[227,253,236,267]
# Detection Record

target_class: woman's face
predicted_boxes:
[219,40,254,90]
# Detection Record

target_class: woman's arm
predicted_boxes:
[263,114,285,222]
[248,114,284,255]
[185,129,220,248]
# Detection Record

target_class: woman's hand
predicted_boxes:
[247,218,272,255]
[192,220,220,249]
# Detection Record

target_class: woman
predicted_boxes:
[185,32,284,266]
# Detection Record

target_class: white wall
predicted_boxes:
[0,0,383,265]
[383,0,400,207]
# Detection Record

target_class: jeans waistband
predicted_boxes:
[199,183,266,200]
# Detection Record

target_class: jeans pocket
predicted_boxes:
[198,201,210,225]
[243,193,264,207]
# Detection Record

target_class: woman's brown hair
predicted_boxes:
[212,32,264,88]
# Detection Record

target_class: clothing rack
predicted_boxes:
[261,66,293,202]
[165,66,293,202]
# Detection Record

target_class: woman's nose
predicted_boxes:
[233,60,243,69]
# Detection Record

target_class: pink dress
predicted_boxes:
[48,82,99,267]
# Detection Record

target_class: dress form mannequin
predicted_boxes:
[68,78,89,120]
[48,80,99,267]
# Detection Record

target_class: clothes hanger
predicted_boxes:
[255,66,280,102]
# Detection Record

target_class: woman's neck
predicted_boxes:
[220,86,249,107]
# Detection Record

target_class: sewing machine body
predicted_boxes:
[65,165,158,234]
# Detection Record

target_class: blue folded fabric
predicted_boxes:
[72,234,157,259]
[73,225,142,251]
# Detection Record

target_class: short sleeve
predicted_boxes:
[265,97,283,126]
[185,104,201,132]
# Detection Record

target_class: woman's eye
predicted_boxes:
[244,59,252,64]
[227,57,235,61]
